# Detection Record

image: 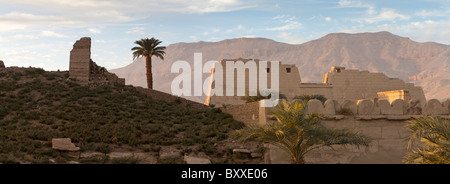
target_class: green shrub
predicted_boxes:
[112,156,140,164]
[158,157,186,164]
[96,144,112,154]
[294,94,327,103]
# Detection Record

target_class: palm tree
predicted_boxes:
[403,117,450,164]
[131,37,166,89]
[232,100,371,164]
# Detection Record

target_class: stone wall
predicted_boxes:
[304,98,449,116]
[222,98,449,164]
[69,37,91,84]
[89,60,125,86]
[220,102,261,126]
[323,67,426,106]
[206,58,302,106]
[267,117,412,164]
[377,90,411,104]
[68,37,125,86]
[206,60,427,110]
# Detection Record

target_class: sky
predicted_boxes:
[0,0,449,71]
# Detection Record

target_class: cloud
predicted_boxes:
[363,8,410,23]
[325,17,332,22]
[9,0,255,15]
[88,28,101,34]
[277,32,305,44]
[203,28,220,35]
[40,30,67,38]
[189,35,197,40]
[338,0,375,15]
[225,25,244,34]
[415,9,450,18]
[12,34,39,39]
[126,27,145,34]
[267,15,302,31]
[0,12,76,32]
[338,19,450,45]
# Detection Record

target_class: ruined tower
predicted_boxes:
[69,37,91,84]
[68,37,125,86]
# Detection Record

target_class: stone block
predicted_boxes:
[184,156,211,164]
[267,144,290,164]
[386,115,411,120]
[391,99,405,115]
[0,60,4,68]
[333,100,342,113]
[251,153,263,158]
[368,140,379,153]
[159,146,182,159]
[233,148,251,154]
[382,126,400,139]
[378,100,391,115]
[378,139,407,151]
[372,106,381,115]
[307,99,325,114]
[52,138,80,151]
[134,153,158,164]
[80,151,104,158]
[109,152,134,159]
[423,99,449,115]
[397,126,410,139]
[323,99,336,115]
[341,100,357,115]
[360,127,382,139]
[357,99,374,115]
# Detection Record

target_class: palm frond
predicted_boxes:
[404,116,450,164]
[232,99,372,164]
[131,37,166,61]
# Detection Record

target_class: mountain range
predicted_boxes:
[111,31,450,103]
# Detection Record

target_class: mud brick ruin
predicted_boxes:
[69,37,125,86]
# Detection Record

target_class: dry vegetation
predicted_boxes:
[0,67,261,164]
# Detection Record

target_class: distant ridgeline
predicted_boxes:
[206,59,428,108]
[69,37,125,86]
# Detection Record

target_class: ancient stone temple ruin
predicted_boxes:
[205,59,427,107]
[207,58,449,164]
[69,37,125,86]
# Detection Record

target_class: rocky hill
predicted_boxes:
[111,31,450,102]
[0,66,264,164]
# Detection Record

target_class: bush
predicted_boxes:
[96,144,112,155]
[158,157,186,164]
[111,156,140,164]
[241,90,287,103]
[336,108,354,115]
[294,94,327,103]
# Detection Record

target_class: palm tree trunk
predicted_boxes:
[145,56,153,89]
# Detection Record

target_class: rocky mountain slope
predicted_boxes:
[111,31,450,102]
